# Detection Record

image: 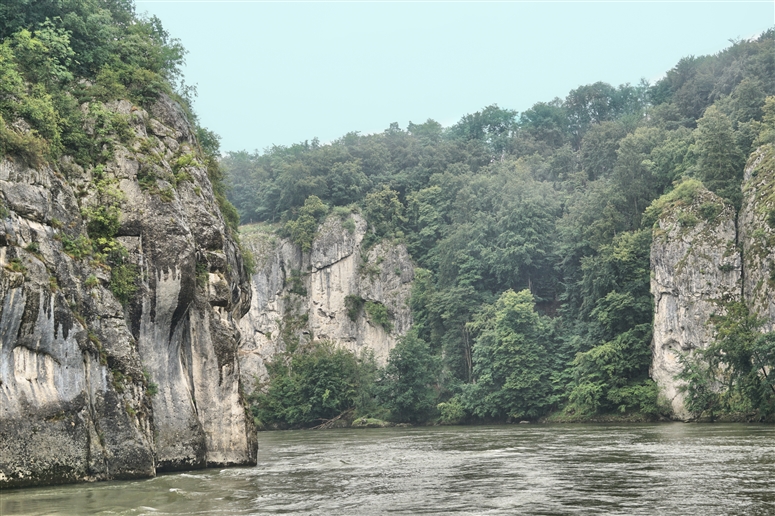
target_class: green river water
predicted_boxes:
[1,423,773,515]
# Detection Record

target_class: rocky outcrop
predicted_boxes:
[650,184,741,419]
[739,146,775,332]
[0,96,255,488]
[650,145,775,419]
[238,214,414,390]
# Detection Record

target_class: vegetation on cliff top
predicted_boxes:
[0,0,245,311]
[0,0,237,227]
[233,31,775,427]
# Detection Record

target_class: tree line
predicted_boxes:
[228,30,775,426]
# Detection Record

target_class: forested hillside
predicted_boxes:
[224,31,775,425]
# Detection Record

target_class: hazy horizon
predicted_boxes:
[136,1,773,154]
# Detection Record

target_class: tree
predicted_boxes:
[284,195,328,252]
[252,341,371,428]
[379,332,440,423]
[692,105,744,208]
[466,289,553,420]
[680,303,775,419]
[449,104,518,156]
[519,100,568,149]
[363,185,406,240]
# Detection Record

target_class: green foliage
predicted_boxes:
[284,195,328,252]
[364,301,392,333]
[692,105,745,208]
[345,294,364,322]
[287,269,307,296]
[679,303,775,419]
[251,341,375,428]
[82,175,124,244]
[642,178,705,228]
[363,186,406,243]
[5,257,26,273]
[25,241,40,256]
[110,262,137,306]
[60,234,92,259]
[698,201,722,221]
[677,211,699,228]
[437,396,466,425]
[766,208,775,229]
[567,325,656,415]
[196,260,209,288]
[225,31,775,424]
[378,332,440,424]
[465,290,553,420]
[240,244,255,276]
[145,381,159,397]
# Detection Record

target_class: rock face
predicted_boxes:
[739,146,775,332]
[0,97,256,488]
[650,145,775,419]
[238,214,414,390]
[650,185,741,419]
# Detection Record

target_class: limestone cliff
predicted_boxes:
[0,96,256,488]
[650,145,775,419]
[237,214,413,389]
[650,183,741,419]
[739,145,775,332]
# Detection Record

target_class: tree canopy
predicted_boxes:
[216,32,774,425]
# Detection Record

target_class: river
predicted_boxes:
[2,423,774,515]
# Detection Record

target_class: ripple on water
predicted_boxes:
[2,424,774,515]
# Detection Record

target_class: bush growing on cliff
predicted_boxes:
[283,195,329,252]
[679,303,775,420]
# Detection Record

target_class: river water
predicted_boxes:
[2,423,774,515]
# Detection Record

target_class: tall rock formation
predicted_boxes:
[650,145,775,419]
[238,214,414,390]
[650,182,741,419]
[739,146,775,332]
[0,96,256,487]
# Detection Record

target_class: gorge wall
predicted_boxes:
[651,145,775,418]
[0,96,256,487]
[237,214,414,390]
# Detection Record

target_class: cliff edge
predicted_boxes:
[0,96,256,487]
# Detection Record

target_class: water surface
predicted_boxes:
[2,423,774,515]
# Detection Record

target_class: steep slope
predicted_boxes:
[0,96,256,487]
[739,145,775,332]
[238,214,413,389]
[649,183,741,419]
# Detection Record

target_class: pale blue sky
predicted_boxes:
[136,1,773,154]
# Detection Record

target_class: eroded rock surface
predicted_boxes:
[650,186,740,419]
[0,96,255,488]
[739,146,775,332]
[238,214,413,390]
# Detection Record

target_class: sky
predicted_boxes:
[135,1,774,154]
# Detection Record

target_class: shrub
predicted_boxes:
[365,301,392,332]
[437,396,466,424]
[345,295,364,322]
[110,262,137,306]
[251,341,372,428]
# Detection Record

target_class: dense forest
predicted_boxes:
[224,31,775,425]
[0,0,772,427]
